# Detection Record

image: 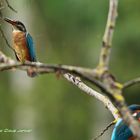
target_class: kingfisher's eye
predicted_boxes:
[18,25,22,29]
[17,24,26,32]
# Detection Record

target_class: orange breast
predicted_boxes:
[13,31,30,62]
[129,136,136,140]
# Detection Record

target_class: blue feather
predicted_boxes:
[111,119,133,140]
[111,105,140,140]
[26,33,37,62]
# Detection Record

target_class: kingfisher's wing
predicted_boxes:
[111,119,133,140]
[26,33,37,62]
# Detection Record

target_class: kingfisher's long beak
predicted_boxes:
[4,18,17,26]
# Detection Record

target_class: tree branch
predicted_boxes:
[0,51,127,108]
[0,50,110,92]
[63,73,119,120]
[97,0,118,71]
[93,0,140,139]
[123,77,140,89]
[0,50,119,122]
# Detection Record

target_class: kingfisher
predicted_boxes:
[111,104,140,140]
[4,17,37,77]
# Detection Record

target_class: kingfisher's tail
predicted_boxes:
[27,69,37,77]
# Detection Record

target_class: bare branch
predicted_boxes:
[123,77,140,89]
[0,50,119,122]
[1,50,140,139]
[0,51,110,93]
[5,0,17,13]
[94,0,140,139]
[63,73,119,120]
[98,0,118,71]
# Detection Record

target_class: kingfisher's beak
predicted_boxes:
[4,18,17,26]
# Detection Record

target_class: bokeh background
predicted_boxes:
[0,0,140,140]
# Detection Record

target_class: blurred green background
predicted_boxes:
[0,0,140,140]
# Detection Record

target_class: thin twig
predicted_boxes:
[0,27,15,52]
[123,77,140,89]
[93,120,116,140]
[5,0,17,13]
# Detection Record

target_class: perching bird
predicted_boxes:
[111,104,140,140]
[4,17,37,77]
